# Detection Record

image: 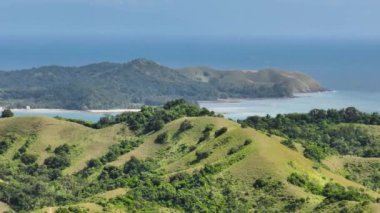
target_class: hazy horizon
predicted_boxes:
[1,0,380,91]
[1,36,379,92]
[1,0,380,38]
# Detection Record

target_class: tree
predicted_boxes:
[179,120,193,132]
[1,109,14,118]
[20,154,38,165]
[155,132,169,144]
[215,127,228,137]
[44,155,70,169]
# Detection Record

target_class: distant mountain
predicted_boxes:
[0,59,324,109]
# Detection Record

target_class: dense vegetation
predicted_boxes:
[0,59,323,109]
[343,161,380,192]
[241,107,380,161]
[0,101,378,212]
[94,99,216,132]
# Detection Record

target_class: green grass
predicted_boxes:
[0,116,134,174]
[1,116,380,212]
[107,116,380,206]
[33,203,103,213]
[0,201,12,213]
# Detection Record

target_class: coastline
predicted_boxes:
[198,90,335,104]
[7,91,334,113]
[11,108,141,114]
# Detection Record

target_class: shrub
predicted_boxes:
[287,173,307,187]
[198,131,210,143]
[99,139,144,164]
[155,132,169,144]
[56,206,89,213]
[287,173,323,195]
[179,120,193,132]
[215,127,228,137]
[54,144,71,155]
[240,123,248,128]
[44,155,70,169]
[98,166,123,180]
[20,154,38,165]
[204,124,214,132]
[123,156,153,176]
[87,159,102,168]
[244,139,253,146]
[188,145,197,152]
[253,178,284,191]
[147,118,165,132]
[0,135,17,154]
[195,150,211,161]
[0,140,12,154]
[303,144,328,161]
[322,183,371,202]
[284,198,306,212]
[1,109,14,118]
[281,139,296,150]
[228,147,240,155]
[253,179,267,188]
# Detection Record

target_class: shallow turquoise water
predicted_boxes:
[198,91,380,120]
[12,91,380,122]
[13,110,117,123]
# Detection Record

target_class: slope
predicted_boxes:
[0,116,133,174]
[109,117,379,199]
[0,59,324,109]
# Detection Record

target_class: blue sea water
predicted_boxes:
[1,36,380,121]
[198,91,380,120]
[13,110,118,123]
[1,36,379,91]
[11,90,380,122]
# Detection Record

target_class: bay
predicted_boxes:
[198,91,380,120]
[10,91,380,122]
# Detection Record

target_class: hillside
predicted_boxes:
[0,59,324,109]
[0,101,379,212]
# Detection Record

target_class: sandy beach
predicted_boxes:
[11,108,140,114]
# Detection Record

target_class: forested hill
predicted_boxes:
[0,101,378,212]
[0,59,324,109]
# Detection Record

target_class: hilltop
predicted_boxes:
[0,59,324,109]
[0,100,378,212]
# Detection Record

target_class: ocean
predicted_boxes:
[1,36,380,91]
[1,36,380,121]
[199,91,380,120]
[11,91,380,122]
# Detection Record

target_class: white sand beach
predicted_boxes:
[11,108,140,114]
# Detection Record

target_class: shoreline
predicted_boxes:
[198,90,336,104]
[7,91,334,112]
[11,108,141,114]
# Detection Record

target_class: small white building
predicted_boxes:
[26,106,31,110]
[0,106,3,111]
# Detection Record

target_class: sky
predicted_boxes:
[1,0,380,38]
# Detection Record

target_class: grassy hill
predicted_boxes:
[0,117,132,175]
[0,102,379,212]
[0,201,12,213]
[0,59,324,109]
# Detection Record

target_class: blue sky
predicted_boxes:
[1,0,380,38]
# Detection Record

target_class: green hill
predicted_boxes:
[0,59,324,109]
[0,101,378,212]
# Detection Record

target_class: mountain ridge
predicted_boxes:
[0,59,325,109]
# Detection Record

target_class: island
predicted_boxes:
[0,58,325,110]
